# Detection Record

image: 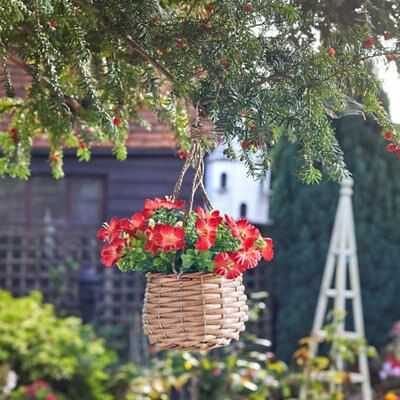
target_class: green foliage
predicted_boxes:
[0,291,116,400]
[270,111,400,360]
[0,1,399,181]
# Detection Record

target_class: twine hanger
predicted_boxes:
[170,110,213,274]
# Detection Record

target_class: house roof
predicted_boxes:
[1,63,176,150]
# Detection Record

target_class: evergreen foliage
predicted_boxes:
[270,111,400,360]
[0,1,399,180]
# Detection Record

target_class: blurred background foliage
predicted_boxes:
[270,96,400,360]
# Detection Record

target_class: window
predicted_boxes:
[240,203,247,218]
[0,175,104,227]
[220,172,227,190]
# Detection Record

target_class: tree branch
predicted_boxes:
[8,54,83,114]
[125,35,176,83]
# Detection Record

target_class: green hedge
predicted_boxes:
[270,114,400,360]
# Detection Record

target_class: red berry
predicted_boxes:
[385,132,393,139]
[10,127,16,133]
[389,54,395,62]
[328,47,335,56]
[113,117,121,126]
[50,21,57,27]
[78,139,86,150]
[176,39,185,48]
[363,38,373,48]
[242,141,250,149]
[384,33,391,40]
[50,153,59,162]
[177,150,189,159]
[387,143,396,152]
[245,4,253,11]
[205,5,213,13]
[114,107,120,114]
[220,59,229,69]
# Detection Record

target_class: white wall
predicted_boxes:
[205,158,271,225]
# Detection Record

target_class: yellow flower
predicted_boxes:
[385,393,398,400]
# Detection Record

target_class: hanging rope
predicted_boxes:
[170,113,213,274]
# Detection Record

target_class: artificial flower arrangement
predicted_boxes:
[97,197,273,278]
[97,196,274,351]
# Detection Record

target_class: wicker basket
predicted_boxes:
[142,272,249,351]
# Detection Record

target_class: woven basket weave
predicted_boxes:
[142,272,249,351]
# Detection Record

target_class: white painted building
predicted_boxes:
[205,141,272,225]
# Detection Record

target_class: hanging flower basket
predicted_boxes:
[142,272,248,350]
[97,117,274,350]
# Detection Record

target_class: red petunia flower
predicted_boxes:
[142,197,185,218]
[194,207,223,251]
[97,217,122,242]
[100,238,125,267]
[213,252,246,279]
[119,213,146,238]
[144,227,159,256]
[260,237,274,261]
[225,215,260,249]
[153,224,186,252]
[232,248,262,269]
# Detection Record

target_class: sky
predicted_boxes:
[379,62,400,124]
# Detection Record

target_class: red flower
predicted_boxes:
[194,209,223,251]
[144,227,159,255]
[142,197,185,217]
[46,394,58,400]
[389,54,395,62]
[213,252,246,279]
[100,238,125,267]
[385,132,393,139]
[260,237,274,261]
[176,39,185,48]
[50,21,57,27]
[232,248,261,269]
[153,224,186,252]
[177,150,189,159]
[225,215,260,249]
[363,38,373,48]
[388,143,396,152]
[97,217,122,242]
[328,46,335,56]
[113,117,121,126]
[119,213,146,238]
[205,5,213,13]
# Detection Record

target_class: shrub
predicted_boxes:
[0,291,115,400]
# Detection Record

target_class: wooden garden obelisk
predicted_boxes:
[300,178,372,400]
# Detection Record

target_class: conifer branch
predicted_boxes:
[8,54,82,114]
[125,36,175,83]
